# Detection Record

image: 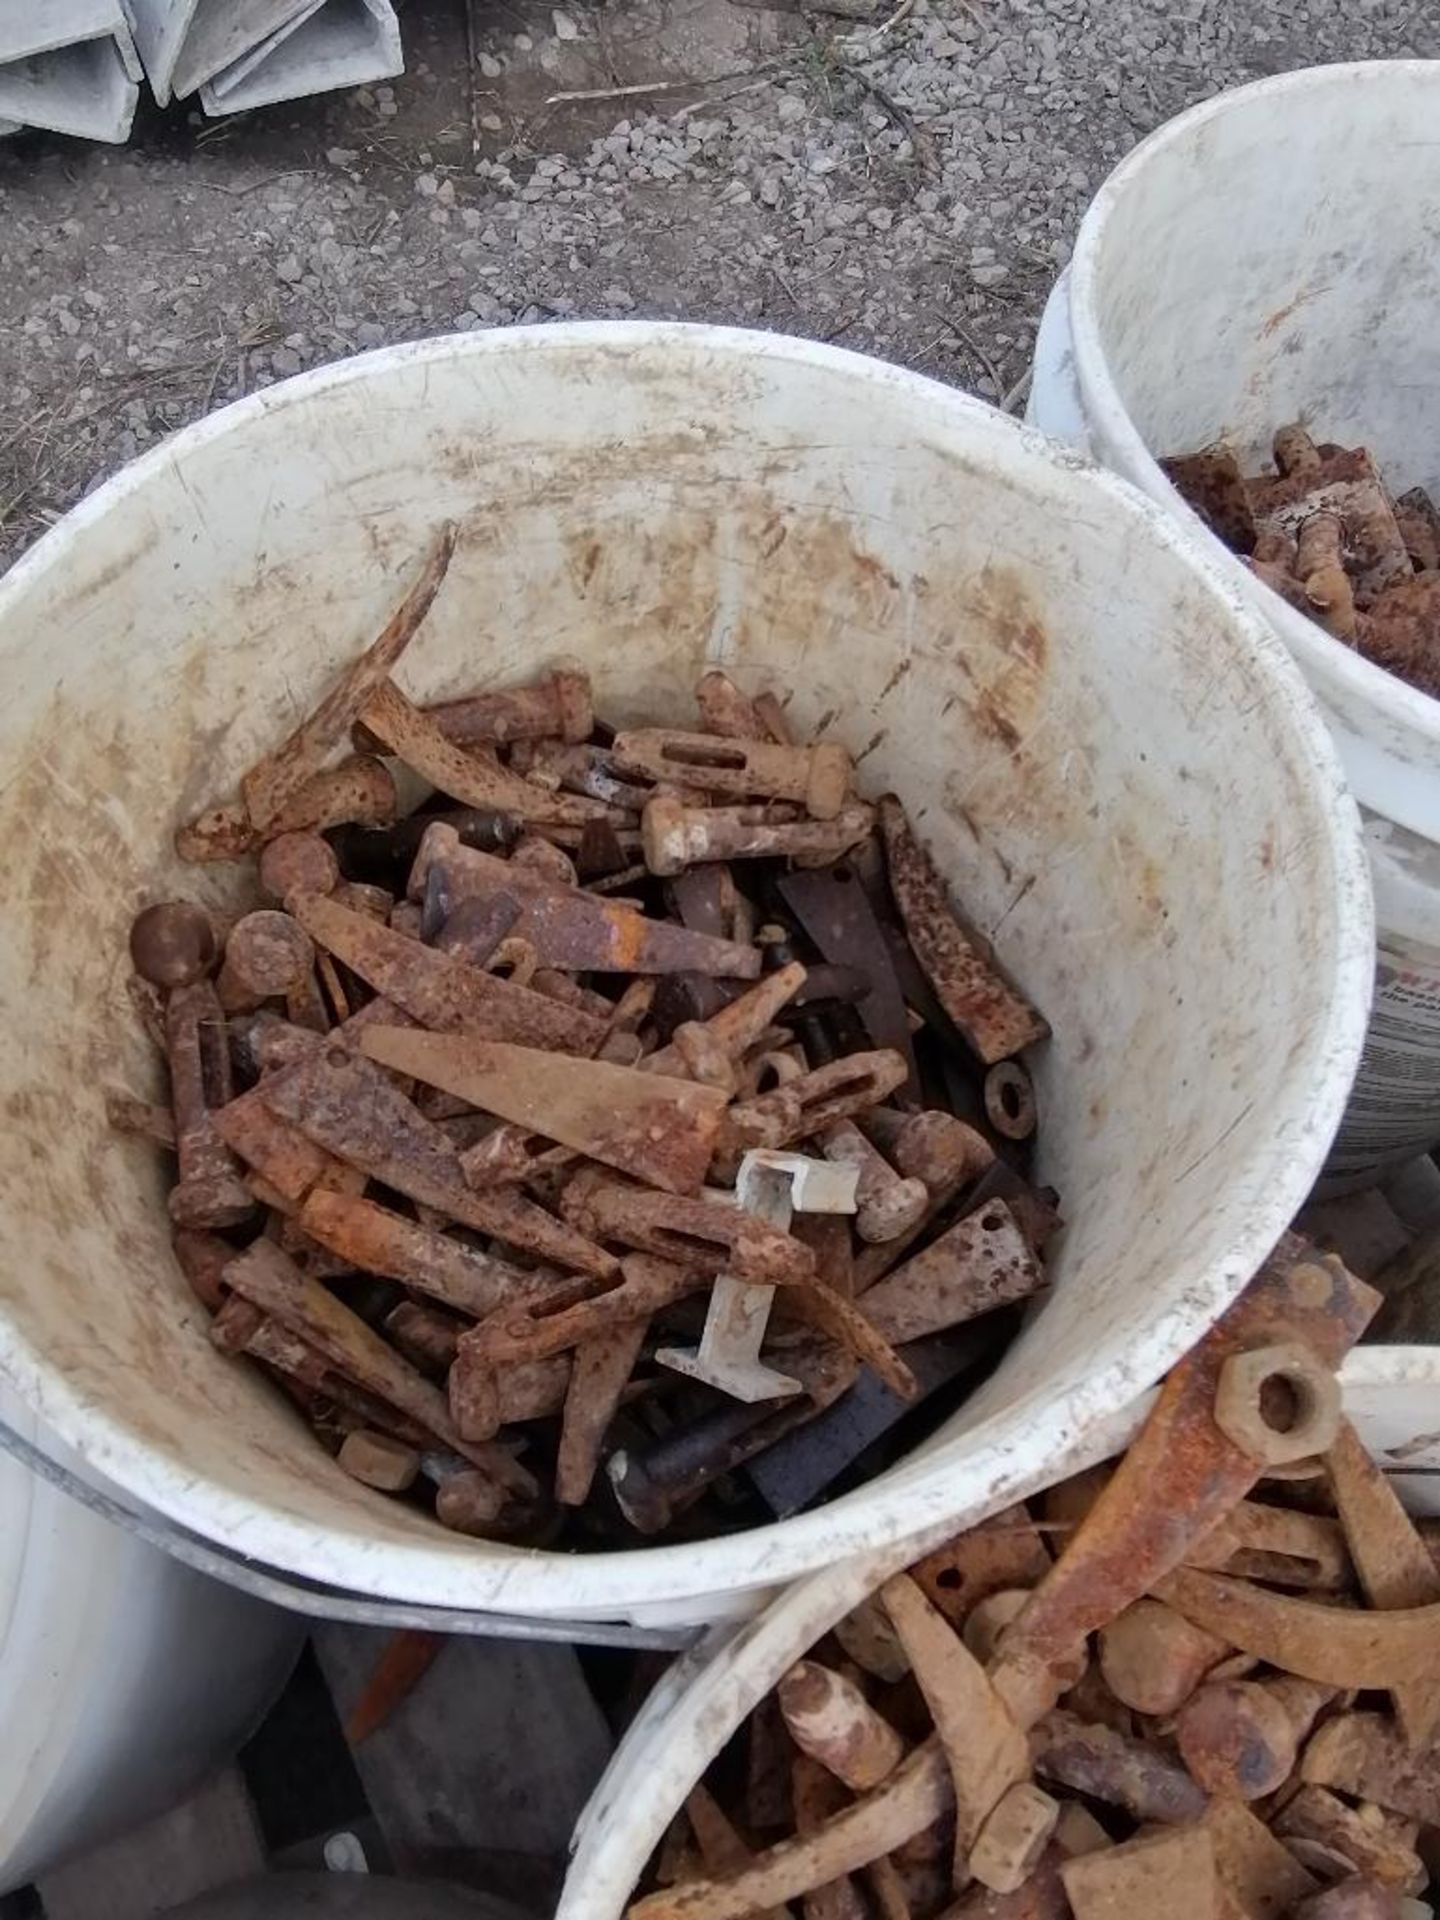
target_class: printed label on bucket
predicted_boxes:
[1326,946,1440,1185]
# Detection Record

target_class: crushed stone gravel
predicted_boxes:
[0,0,1432,567]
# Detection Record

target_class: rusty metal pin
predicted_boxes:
[423,666,594,747]
[166,981,256,1230]
[408,826,761,979]
[613,727,852,820]
[459,1253,703,1364]
[215,911,317,1014]
[694,669,770,740]
[511,833,579,888]
[258,831,342,906]
[778,1660,906,1792]
[721,1050,911,1161]
[644,962,808,1080]
[297,1186,556,1318]
[820,1120,929,1243]
[1174,1673,1333,1800]
[561,1180,816,1285]
[130,902,218,987]
[642,798,875,876]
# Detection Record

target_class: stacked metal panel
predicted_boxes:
[129,0,401,115]
[199,0,402,117]
[0,0,143,143]
[0,0,401,140]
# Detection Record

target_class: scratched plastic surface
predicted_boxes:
[0,322,1372,1625]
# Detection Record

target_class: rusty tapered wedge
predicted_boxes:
[360,1029,730,1195]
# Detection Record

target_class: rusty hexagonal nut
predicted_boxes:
[1214,1341,1342,1465]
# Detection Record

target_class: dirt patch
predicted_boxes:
[1,0,1432,569]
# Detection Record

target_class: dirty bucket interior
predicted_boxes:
[1075,62,1440,496]
[0,323,1371,1623]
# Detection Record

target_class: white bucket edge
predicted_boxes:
[560,1342,1440,1919]
[1062,61,1440,842]
[0,322,1376,1623]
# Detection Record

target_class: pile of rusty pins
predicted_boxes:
[1163,424,1440,698]
[626,1245,1440,1920]
[109,522,1057,1548]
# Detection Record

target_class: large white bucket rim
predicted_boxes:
[0,322,1376,1616]
[1067,60,1440,774]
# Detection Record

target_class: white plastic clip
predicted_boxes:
[656,1149,859,1402]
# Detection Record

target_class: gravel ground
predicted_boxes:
[0,0,1432,569]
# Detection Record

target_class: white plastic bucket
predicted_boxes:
[0,1383,302,1893]
[0,322,1372,1627]
[1027,62,1440,1193]
[559,1363,1437,1920]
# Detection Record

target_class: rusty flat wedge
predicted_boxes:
[411,829,760,978]
[461,1253,703,1363]
[986,1247,1379,1729]
[1202,1795,1318,1919]
[259,1045,619,1279]
[289,887,608,1055]
[555,1318,650,1507]
[777,864,920,1099]
[359,1028,729,1196]
[233,522,457,835]
[1060,1827,1218,1920]
[878,797,1048,1066]
[857,1201,1044,1344]
[215,1087,356,1207]
[881,1571,1029,1881]
[562,1182,817,1285]
[297,1187,555,1318]
[221,1236,534,1493]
